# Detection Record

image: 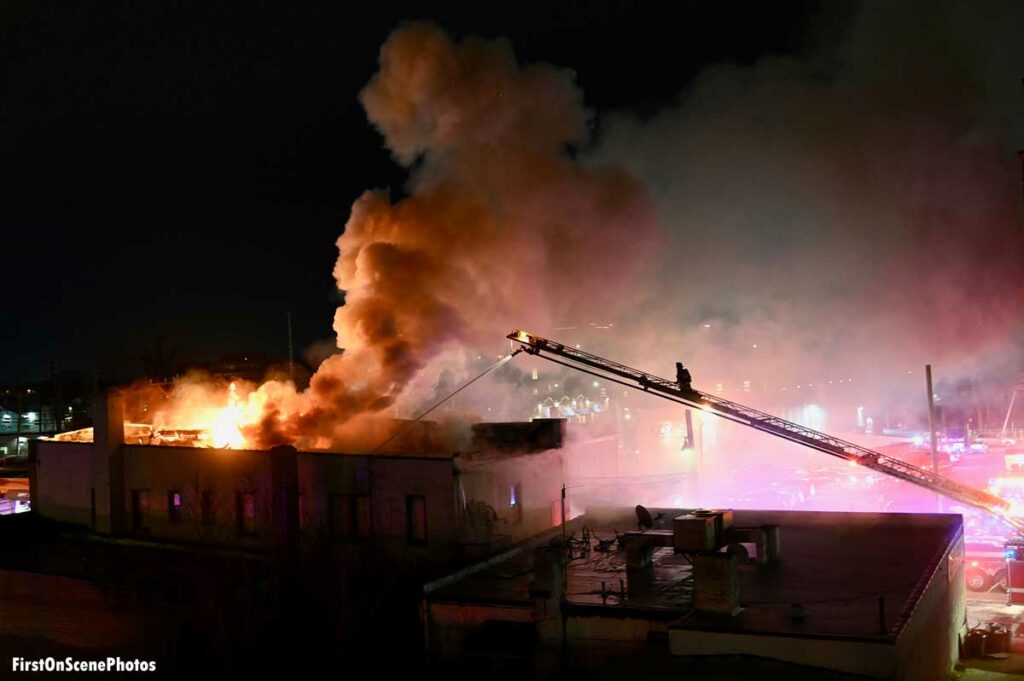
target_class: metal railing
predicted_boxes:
[975,428,1024,441]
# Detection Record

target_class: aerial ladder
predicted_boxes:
[508,329,1024,535]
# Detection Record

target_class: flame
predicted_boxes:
[514,330,533,343]
[125,379,279,450]
[209,383,247,449]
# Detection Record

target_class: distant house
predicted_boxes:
[0,404,18,434]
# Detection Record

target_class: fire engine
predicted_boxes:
[965,539,1011,592]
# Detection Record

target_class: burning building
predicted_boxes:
[3,391,602,671]
[30,20,662,458]
[31,393,577,559]
[5,7,1021,674]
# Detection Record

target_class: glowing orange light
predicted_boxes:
[209,382,247,449]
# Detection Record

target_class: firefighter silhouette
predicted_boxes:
[675,362,692,391]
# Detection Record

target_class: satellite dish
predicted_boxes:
[636,505,654,531]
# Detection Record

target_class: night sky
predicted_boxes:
[2,1,841,384]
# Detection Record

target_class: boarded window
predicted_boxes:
[329,494,371,539]
[131,489,149,531]
[167,491,182,524]
[236,492,256,535]
[329,494,349,539]
[355,496,370,537]
[406,495,427,546]
[201,489,215,526]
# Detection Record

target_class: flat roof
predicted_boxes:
[42,417,568,461]
[426,508,963,642]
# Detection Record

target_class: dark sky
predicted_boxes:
[0,1,828,384]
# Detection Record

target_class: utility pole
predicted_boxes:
[1017,150,1024,210]
[926,365,941,513]
[52,361,61,434]
[560,483,567,558]
[1003,374,1024,440]
[560,483,568,664]
[15,391,22,457]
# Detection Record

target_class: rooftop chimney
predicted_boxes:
[91,390,125,534]
[693,552,740,616]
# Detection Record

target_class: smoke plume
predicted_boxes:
[249,22,658,448]
[140,5,1024,449]
[592,0,1024,404]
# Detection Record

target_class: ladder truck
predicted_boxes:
[509,328,1024,599]
[507,329,1024,536]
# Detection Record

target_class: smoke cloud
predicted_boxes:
[248,22,659,448]
[592,1,1024,403]
[138,5,1023,449]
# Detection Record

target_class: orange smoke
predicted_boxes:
[125,23,659,450]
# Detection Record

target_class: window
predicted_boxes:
[201,489,215,526]
[509,484,523,524]
[236,492,256,535]
[167,491,182,524]
[131,489,149,532]
[406,495,427,546]
[550,500,564,527]
[329,495,345,538]
[329,494,371,539]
